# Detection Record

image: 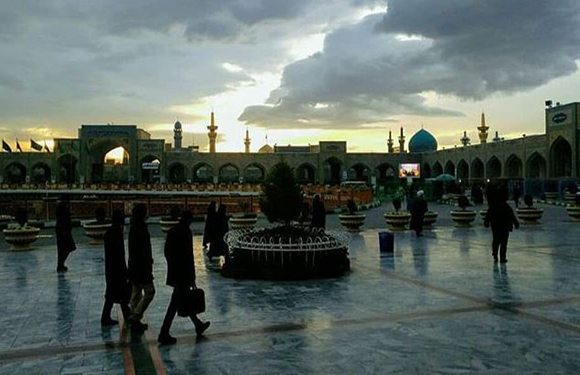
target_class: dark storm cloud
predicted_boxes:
[240,0,580,129]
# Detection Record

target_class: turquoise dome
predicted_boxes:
[408,129,438,153]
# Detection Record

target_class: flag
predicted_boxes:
[30,139,43,151]
[16,140,22,152]
[2,140,11,153]
[44,141,51,153]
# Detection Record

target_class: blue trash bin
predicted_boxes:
[379,231,394,253]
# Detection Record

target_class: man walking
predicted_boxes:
[485,187,520,263]
[158,210,210,344]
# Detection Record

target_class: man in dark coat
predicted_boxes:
[127,204,155,330]
[101,210,131,326]
[311,194,326,230]
[158,210,210,344]
[410,190,428,237]
[485,187,520,263]
[202,201,217,250]
[56,201,76,273]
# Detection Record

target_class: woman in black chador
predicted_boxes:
[311,194,326,230]
[158,211,210,345]
[101,210,131,326]
[410,190,428,237]
[56,201,76,273]
[202,201,217,250]
[207,204,229,259]
[484,187,520,263]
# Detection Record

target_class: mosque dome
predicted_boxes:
[408,129,438,153]
[174,121,182,130]
[258,144,274,154]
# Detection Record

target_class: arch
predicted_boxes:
[296,163,316,184]
[526,152,547,178]
[376,163,397,182]
[432,162,443,177]
[31,162,51,184]
[58,154,77,183]
[456,159,469,181]
[486,156,502,179]
[422,163,431,179]
[505,154,523,178]
[140,155,161,183]
[168,162,186,183]
[219,163,240,183]
[88,141,131,183]
[471,158,484,179]
[347,163,371,183]
[243,163,265,183]
[444,160,455,176]
[4,162,26,184]
[550,137,572,177]
[323,157,343,185]
[192,163,214,183]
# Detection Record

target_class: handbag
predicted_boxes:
[177,286,206,317]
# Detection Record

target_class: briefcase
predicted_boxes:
[177,287,206,317]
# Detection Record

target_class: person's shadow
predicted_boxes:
[492,263,513,304]
[56,274,74,344]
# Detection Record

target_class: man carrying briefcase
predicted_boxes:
[158,210,210,345]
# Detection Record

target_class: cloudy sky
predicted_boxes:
[1,0,580,152]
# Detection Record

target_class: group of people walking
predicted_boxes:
[203,201,229,260]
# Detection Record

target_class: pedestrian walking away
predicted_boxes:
[55,201,76,273]
[484,187,519,263]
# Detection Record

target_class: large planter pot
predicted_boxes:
[423,211,438,227]
[338,213,366,233]
[545,192,559,202]
[516,207,544,225]
[3,225,40,250]
[384,212,411,231]
[229,216,258,230]
[451,210,477,228]
[83,222,112,245]
[160,218,179,233]
[565,192,578,205]
[479,209,487,222]
[566,205,580,222]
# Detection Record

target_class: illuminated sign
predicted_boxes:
[142,162,159,170]
[399,163,420,178]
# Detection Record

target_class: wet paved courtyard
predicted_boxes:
[1,203,580,374]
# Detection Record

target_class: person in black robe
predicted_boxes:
[127,203,155,330]
[202,201,217,250]
[484,187,520,263]
[208,204,229,259]
[56,201,76,273]
[101,210,131,326]
[512,186,521,208]
[311,194,326,230]
[410,190,428,237]
[158,211,210,344]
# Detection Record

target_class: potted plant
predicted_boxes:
[516,194,543,224]
[384,197,411,231]
[3,210,40,250]
[423,210,438,227]
[229,200,258,230]
[450,196,477,228]
[160,206,180,233]
[339,199,366,232]
[565,183,578,204]
[545,190,559,202]
[566,194,580,222]
[83,207,111,244]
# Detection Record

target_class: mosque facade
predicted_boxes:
[0,102,578,190]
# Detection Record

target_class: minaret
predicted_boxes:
[387,130,394,153]
[398,127,405,153]
[460,131,470,147]
[207,112,218,153]
[173,120,182,150]
[477,112,489,144]
[244,128,251,153]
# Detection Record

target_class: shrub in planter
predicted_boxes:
[230,200,258,230]
[83,207,111,244]
[3,209,40,250]
[339,199,365,232]
[451,195,476,228]
[260,162,303,226]
[566,194,580,222]
[160,206,181,233]
[516,194,543,225]
[565,183,579,204]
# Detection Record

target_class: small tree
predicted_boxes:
[392,197,401,212]
[524,194,534,208]
[346,199,357,215]
[260,162,303,225]
[568,182,578,195]
[457,195,470,211]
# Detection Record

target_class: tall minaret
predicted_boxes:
[387,130,394,153]
[207,111,218,153]
[244,128,251,153]
[398,127,405,153]
[173,120,182,150]
[478,112,489,144]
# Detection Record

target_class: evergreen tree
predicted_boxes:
[260,162,303,225]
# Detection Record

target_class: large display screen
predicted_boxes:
[399,163,420,178]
